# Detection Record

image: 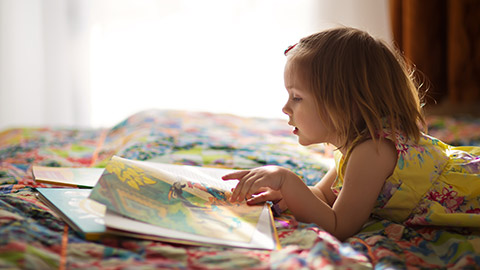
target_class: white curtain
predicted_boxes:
[0,0,391,130]
[0,0,91,129]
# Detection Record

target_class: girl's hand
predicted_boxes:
[247,188,288,214]
[245,187,282,204]
[222,166,288,203]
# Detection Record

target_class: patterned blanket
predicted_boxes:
[1,109,479,269]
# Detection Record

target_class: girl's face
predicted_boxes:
[282,60,336,146]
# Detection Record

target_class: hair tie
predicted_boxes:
[284,43,298,56]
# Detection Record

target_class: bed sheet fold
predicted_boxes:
[0,109,479,269]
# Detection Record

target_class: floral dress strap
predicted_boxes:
[331,135,368,195]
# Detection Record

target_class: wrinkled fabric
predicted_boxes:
[0,110,479,269]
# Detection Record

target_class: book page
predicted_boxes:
[141,161,239,192]
[89,156,269,248]
[105,203,277,250]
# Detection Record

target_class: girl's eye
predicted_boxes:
[292,97,302,102]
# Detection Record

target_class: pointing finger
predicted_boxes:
[222,170,249,181]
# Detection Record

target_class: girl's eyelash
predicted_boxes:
[292,97,302,101]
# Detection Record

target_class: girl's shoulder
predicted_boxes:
[335,137,398,178]
[350,138,398,165]
[334,126,448,176]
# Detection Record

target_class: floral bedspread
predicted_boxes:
[0,109,479,269]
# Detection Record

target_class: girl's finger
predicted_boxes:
[223,171,249,202]
[230,172,255,202]
[246,180,268,199]
[246,192,270,205]
[222,171,248,180]
[252,187,269,194]
[230,172,254,202]
[237,173,263,202]
[230,181,244,202]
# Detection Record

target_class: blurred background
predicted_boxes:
[0,0,478,130]
[0,0,392,129]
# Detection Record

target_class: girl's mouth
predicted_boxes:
[292,127,298,135]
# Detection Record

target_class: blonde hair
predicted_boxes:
[286,27,426,149]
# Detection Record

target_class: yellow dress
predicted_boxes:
[332,131,480,227]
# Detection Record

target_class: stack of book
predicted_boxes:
[33,156,279,250]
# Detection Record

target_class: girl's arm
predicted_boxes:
[283,139,396,240]
[309,166,338,207]
[223,139,396,241]
[326,139,396,239]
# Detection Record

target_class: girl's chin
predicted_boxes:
[297,139,313,146]
[298,136,324,146]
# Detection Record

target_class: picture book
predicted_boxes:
[36,188,106,240]
[88,156,279,250]
[32,166,104,188]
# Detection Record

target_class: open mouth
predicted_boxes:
[288,121,298,135]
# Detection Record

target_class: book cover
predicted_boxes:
[36,188,106,240]
[104,205,276,249]
[33,166,104,188]
[88,156,278,250]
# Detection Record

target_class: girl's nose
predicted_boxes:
[282,103,291,116]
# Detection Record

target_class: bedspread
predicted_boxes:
[0,109,479,269]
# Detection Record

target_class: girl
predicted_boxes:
[222,27,480,241]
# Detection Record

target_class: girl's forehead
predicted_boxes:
[285,60,308,87]
[284,59,302,80]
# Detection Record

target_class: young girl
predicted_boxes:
[222,27,480,241]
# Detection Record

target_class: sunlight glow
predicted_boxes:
[88,0,391,128]
[88,1,320,127]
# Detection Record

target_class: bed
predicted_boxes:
[1,109,479,269]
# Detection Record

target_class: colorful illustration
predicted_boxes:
[89,156,264,243]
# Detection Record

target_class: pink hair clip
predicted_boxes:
[284,43,298,56]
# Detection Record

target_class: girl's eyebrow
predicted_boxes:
[285,86,298,94]
[286,86,304,94]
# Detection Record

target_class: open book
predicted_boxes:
[88,156,279,250]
